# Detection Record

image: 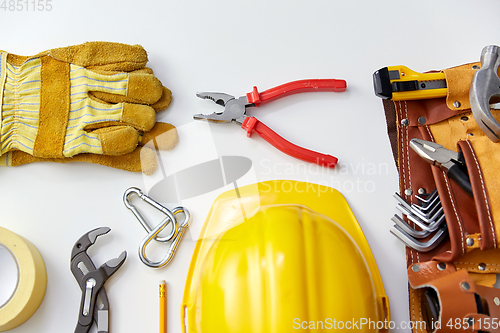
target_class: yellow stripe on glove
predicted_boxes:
[0,54,40,155]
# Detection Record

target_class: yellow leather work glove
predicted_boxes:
[0,42,178,174]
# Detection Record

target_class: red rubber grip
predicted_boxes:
[241,117,338,168]
[246,79,347,106]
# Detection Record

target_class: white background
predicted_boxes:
[1,1,499,332]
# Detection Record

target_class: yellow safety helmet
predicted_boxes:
[182,180,389,332]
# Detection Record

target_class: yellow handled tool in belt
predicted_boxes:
[373,65,447,101]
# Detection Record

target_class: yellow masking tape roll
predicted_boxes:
[0,227,47,332]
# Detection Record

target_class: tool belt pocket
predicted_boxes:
[431,139,497,262]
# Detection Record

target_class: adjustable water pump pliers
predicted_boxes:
[194,79,347,167]
[70,227,127,333]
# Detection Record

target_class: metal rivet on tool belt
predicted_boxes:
[437,262,446,271]
[478,263,487,271]
[466,238,475,246]
[411,264,420,272]
[461,282,471,291]
[123,187,191,268]
[418,117,426,125]
[461,116,469,121]
[404,188,413,196]
[401,118,409,126]
[418,188,426,195]
[494,297,500,306]
[453,101,461,108]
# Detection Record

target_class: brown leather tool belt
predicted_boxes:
[383,62,500,332]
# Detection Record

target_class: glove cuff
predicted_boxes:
[0,52,42,157]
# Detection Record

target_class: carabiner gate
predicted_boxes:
[139,206,191,268]
[123,187,191,268]
[124,187,178,242]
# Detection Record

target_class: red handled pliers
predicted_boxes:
[194,79,346,167]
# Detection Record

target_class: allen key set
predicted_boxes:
[390,189,448,252]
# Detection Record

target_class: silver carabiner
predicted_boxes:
[139,206,191,268]
[123,187,177,242]
[123,187,191,268]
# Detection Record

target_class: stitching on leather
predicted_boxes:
[411,289,415,329]
[425,126,435,267]
[425,125,435,142]
[404,101,413,204]
[466,140,496,249]
[411,288,417,332]
[428,124,467,255]
[443,171,466,254]
[398,101,407,198]
[404,102,419,264]
[456,266,500,272]
[456,261,500,267]
[417,289,424,333]
[426,125,438,262]
[398,101,419,331]
[398,101,415,264]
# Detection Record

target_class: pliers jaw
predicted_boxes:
[71,228,127,333]
[71,227,110,261]
[194,92,248,124]
[409,139,459,172]
[196,92,235,107]
[410,138,473,197]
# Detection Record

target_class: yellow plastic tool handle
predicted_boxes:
[373,65,447,101]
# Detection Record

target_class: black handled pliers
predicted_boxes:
[410,138,472,197]
[70,227,127,333]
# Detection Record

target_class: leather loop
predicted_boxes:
[443,62,480,112]
[443,62,500,112]
[458,140,496,250]
[407,261,456,287]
